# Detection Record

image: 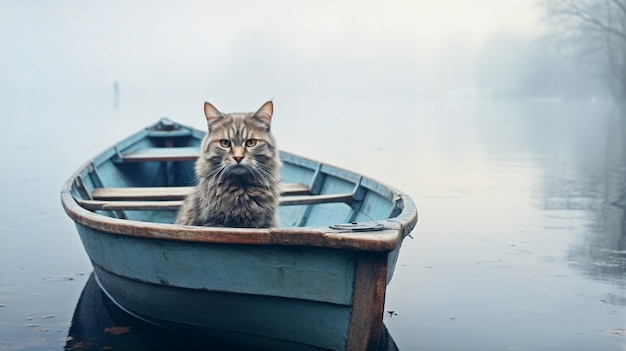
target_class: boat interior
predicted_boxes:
[70,120,405,228]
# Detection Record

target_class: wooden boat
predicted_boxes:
[60,118,417,351]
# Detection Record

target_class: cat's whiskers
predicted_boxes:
[249,162,274,187]
[206,163,227,184]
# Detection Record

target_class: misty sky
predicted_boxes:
[2,0,590,107]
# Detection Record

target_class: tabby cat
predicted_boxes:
[175,101,280,228]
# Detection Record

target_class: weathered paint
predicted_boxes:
[76,224,356,305]
[94,267,352,350]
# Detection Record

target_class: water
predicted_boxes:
[0,96,624,350]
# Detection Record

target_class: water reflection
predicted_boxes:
[66,273,212,351]
[540,110,626,295]
[66,273,399,351]
[380,99,626,350]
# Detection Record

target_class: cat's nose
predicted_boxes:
[233,156,244,163]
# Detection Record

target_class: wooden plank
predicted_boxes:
[92,187,193,201]
[121,147,199,162]
[91,183,311,201]
[280,193,353,206]
[77,192,353,211]
[346,252,388,351]
[278,182,311,195]
[77,199,183,211]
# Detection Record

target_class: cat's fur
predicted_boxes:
[175,101,280,228]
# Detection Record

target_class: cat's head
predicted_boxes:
[199,101,278,183]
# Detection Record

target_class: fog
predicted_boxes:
[0,0,601,111]
[1,3,625,350]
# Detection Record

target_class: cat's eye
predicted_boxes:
[245,139,257,147]
[219,139,231,148]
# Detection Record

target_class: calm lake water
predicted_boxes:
[0,97,625,350]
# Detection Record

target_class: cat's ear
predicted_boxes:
[251,100,273,129]
[204,102,224,124]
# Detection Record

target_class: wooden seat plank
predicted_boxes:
[91,183,311,201]
[77,199,183,211]
[77,192,353,211]
[92,187,192,201]
[278,183,311,195]
[280,193,354,206]
[120,147,199,162]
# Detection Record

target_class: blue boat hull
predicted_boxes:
[76,222,399,350]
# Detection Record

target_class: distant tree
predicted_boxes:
[543,0,626,100]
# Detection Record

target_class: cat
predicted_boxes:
[175,101,280,228]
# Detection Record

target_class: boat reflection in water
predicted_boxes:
[66,273,399,351]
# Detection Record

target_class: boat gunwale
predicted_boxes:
[60,120,418,252]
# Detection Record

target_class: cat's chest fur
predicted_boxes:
[200,179,278,228]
